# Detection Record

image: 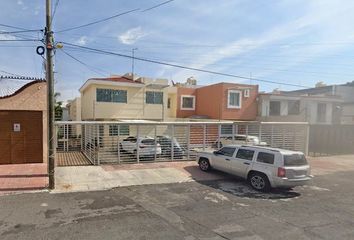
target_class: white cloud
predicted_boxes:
[119,27,147,45]
[0,34,17,41]
[75,36,88,46]
[17,0,23,5]
[168,0,354,84]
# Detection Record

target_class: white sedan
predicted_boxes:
[119,136,162,157]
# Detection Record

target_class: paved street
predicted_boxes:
[1,157,354,239]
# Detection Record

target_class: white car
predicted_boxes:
[214,135,267,148]
[119,136,162,157]
[197,145,312,191]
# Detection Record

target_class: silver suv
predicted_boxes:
[197,145,312,191]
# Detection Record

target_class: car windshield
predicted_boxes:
[283,154,308,166]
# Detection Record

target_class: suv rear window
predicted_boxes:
[283,154,307,166]
[141,139,155,145]
[256,152,274,164]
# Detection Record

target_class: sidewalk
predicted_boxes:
[0,163,48,195]
[54,161,230,193]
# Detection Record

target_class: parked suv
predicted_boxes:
[197,145,312,191]
[119,136,162,158]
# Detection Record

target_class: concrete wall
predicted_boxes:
[81,83,168,120]
[0,82,47,163]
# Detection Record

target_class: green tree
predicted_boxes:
[54,92,63,121]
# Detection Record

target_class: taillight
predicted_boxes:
[277,167,286,177]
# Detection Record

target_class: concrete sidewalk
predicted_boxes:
[54,161,230,193]
[55,155,354,193]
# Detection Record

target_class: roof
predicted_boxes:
[80,76,145,92]
[224,144,303,154]
[89,76,144,84]
[0,76,45,99]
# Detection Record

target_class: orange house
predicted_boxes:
[176,82,258,120]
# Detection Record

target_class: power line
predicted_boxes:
[61,42,311,88]
[59,49,107,76]
[0,39,40,42]
[0,23,33,31]
[142,0,175,12]
[0,29,42,34]
[56,8,140,33]
[51,0,60,26]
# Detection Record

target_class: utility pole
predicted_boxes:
[46,0,55,189]
[132,48,138,79]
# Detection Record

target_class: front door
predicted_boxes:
[231,148,255,178]
[0,111,43,164]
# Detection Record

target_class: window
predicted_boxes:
[181,95,195,110]
[236,149,254,161]
[227,90,241,108]
[146,91,163,104]
[123,136,136,142]
[96,89,127,103]
[218,147,236,157]
[167,98,171,109]
[109,125,130,136]
[317,103,327,123]
[244,89,250,98]
[221,125,233,135]
[284,154,307,166]
[288,100,300,115]
[269,101,281,116]
[256,152,275,164]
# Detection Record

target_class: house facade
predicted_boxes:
[80,74,169,121]
[0,77,47,164]
[258,93,342,124]
[170,82,258,121]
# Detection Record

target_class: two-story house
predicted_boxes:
[80,73,169,121]
[167,80,259,121]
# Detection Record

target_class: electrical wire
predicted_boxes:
[59,49,108,76]
[56,8,140,33]
[0,23,33,31]
[61,42,312,88]
[142,0,175,12]
[51,0,60,26]
[0,29,42,34]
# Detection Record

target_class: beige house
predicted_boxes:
[80,74,170,121]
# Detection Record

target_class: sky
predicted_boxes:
[1,0,354,102]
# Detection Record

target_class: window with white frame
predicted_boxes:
[181,95,195,110]
[227,90,241,109]
[244,89,250,98]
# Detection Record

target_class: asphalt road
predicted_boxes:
[0,169,354,240]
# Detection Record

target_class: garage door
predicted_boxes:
[0,111,43,164]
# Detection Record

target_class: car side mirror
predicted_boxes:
[213,151,220,155]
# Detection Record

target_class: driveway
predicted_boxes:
[0,155,354,239]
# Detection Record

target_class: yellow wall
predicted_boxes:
[81,83,169,120]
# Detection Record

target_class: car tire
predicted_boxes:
[199,158,210,171]
[248,172,271,192]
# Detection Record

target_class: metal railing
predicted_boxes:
[55,121,309,165]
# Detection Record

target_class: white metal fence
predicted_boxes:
[55,121,309,165]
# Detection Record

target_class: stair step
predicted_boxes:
[0,176,48,192]
[0,163,47,178]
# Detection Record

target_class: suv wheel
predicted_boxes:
[199,158,210,171]
[248,172,271,192]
